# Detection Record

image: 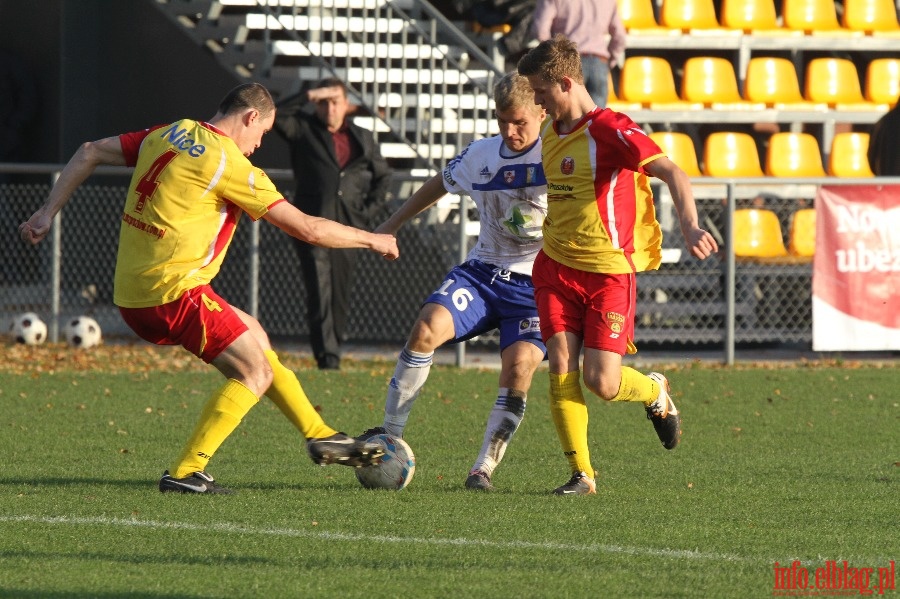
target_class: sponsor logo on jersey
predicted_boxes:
[443,166,457,188]
[518,317,541,334]
[161,124,206,158]
[480,165,491,178]
[526,166,536,184]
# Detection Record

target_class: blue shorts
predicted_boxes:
[424,260,546,354]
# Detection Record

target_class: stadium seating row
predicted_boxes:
[651,130,875,177]
[610,55,898,110]
[621,0,900,34]
[733,208,816,260]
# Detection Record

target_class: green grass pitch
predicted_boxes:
[0,344,896,598]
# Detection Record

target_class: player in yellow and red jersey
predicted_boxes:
[19,83,398,494]
[518,36,719,495]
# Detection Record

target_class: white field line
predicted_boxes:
[0,514,750,562]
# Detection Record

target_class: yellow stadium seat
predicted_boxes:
[865,58,900,105]
[765,132,827,177]
[618,0,672,32]
[721,0,783,31]
[660,0,722,30]
[788,208,816,258]
[681,57,745,105]
[782,0,844,32]
[702,132,765,177]
[842,0,900,32]
[606,71,641,111]
[733,209,789,258]
[620,56,691,106]
[649,132,702,176]
[743,57,808,106]
[804,58,870,107]
[828,132,875,177]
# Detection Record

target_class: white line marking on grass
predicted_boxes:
[1,514,749,562]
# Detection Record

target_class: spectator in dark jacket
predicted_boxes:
[868,102,900,176]
[274,78,392,369]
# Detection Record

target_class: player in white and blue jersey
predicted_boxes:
[360,73,548,491]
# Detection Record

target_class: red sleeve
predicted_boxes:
[118,125,166,167]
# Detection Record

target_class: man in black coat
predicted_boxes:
[275,78,392,369]
[868,102,900,177]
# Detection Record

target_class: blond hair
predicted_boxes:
[516,34,584,86]
[493,72,543,115]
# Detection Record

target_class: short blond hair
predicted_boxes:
[516,34,584,86]
[493,72,543,115]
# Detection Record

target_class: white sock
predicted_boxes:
[382,346,433,437]
[470,388,526,477]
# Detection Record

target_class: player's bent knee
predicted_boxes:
[583,375,618,401]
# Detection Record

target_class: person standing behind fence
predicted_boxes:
[517,36,718,495]
[19,82,397,494]
[358,72,548,492]
[274,77,393,371]
[531,0,627,109]
[867,102,900,176]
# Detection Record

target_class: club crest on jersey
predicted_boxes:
[504,170,516,184]
[560,157,575,175]
[606,311,625,333]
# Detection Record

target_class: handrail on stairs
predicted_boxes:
[246,0,507,171]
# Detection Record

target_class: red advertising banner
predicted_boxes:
[812,185,900,351]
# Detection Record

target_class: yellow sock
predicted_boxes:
[611,367,660,405]
[549,371,594,480]
[171,379,258,478]
[264,350,336,440]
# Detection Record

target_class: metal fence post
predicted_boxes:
[456,196,468,367]
[50,171,62,343]
[249,218,260,319]
[724,182,736,366]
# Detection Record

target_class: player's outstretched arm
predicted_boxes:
[264,201,399,260]
[374,173,447,235]
[19,136,126,245]
[645,156,719,260]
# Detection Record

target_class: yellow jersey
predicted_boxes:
[113,119,284,308]
[540,108,665,274]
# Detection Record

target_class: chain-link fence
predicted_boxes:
[4,164,887,364]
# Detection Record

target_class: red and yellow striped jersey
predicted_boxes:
[539,108,665,274]
[113,119,284,308]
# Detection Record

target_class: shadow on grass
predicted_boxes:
[0,476,350,493]
[0,476,155,489]
[0,591,179,599]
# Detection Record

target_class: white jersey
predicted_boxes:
[441,135,548,276]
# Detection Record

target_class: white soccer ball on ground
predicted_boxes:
[63,316,102,349]
[355,433,416,490]
[9,312,48,346]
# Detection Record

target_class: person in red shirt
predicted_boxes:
[274,78,392,370]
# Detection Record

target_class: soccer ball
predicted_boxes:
[355,433,416,490]
[63,316,102,349]
[9,312,48,345]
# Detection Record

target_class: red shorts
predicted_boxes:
[119,285,248,363]
[532,250,637,355]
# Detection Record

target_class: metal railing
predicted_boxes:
[4,162,899,365]
[201,0,506,170]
